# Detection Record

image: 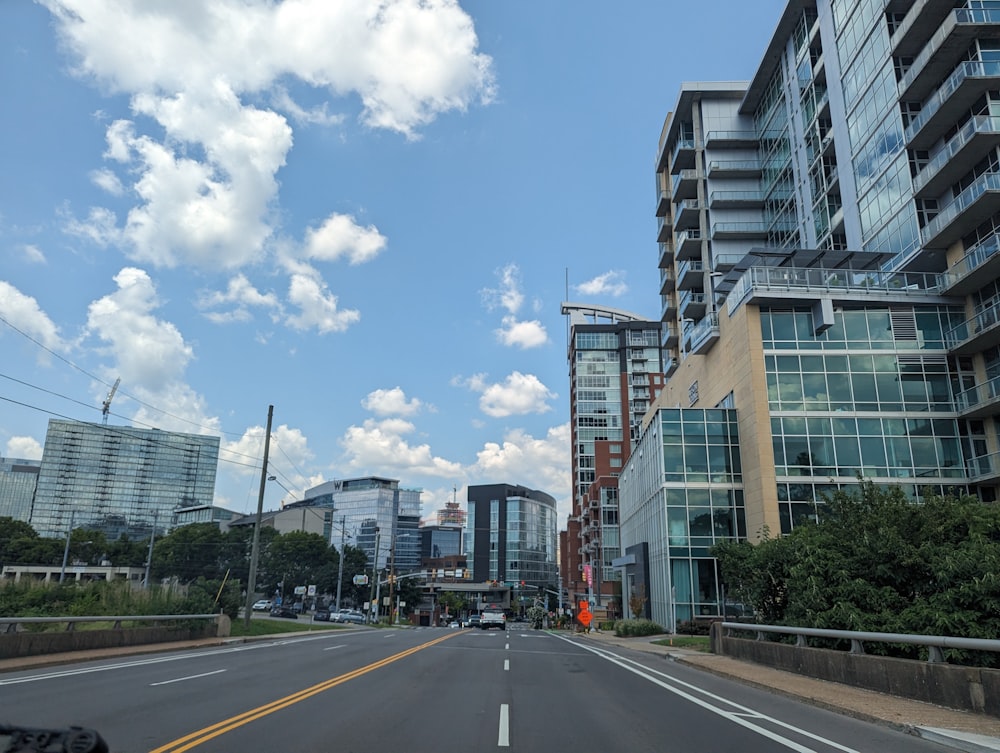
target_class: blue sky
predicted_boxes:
[0,0,787,525]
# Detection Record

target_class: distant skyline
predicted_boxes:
[0,1,788,525]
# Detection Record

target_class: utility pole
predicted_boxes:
[335,516,346,612]
[143,511,158,588]
[243,405,273,629]
[367,528,380,623]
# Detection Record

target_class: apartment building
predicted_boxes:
[620,0,1000,630]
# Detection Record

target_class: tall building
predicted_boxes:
[466,483,558,589]
[560,304,665,612]
[621,0,1000,630]
[295,476,421,572]
[31,419,219,539]
[0,457,41,523]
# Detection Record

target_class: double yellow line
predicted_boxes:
[150,632,458,753]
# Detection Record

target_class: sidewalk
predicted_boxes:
[578,631,1000,753]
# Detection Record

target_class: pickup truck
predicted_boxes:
[480,608,506,630]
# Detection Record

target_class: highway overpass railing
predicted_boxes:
[720,621,1000,663]
[0,613,229,660]
[714,621,1000,715]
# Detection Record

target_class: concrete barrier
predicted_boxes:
[711,623,1000,716]
[0,614,230,660]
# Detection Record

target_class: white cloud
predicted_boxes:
[303,213,387,265]
[44,0,494,273]
[362,387,423,417]
[90,168,125,196]
[197,274,282,324]
[0,281,65,356]
[19,245,47,264]
[462,371,556,418]
[495,315,548,349]
[63,206,120,247]
[481,263,524,314]
[574,270,628,297]
[85,267,193,390]
[284,272,361,333]
[340,417,463,478]
[5,436,44,460]
[472,423,572,521]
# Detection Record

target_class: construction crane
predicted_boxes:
[101,378,121,425]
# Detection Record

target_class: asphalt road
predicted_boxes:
[0,626,956,753]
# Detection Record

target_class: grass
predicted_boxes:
[650,635,711,651]
[230,617,346,638]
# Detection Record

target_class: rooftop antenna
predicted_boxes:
[101,377,121,425]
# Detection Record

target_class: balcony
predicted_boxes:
[946,302,1000,356]
[658,241,675,268]
[954,375,1000,419]
[679,290,707,319]
[941,231,1000,295]
[670,138,696,174]
[677,260,705,291]
[711,221,770,239]
[904,60,1000,150]
[704,130,758,148]
[685,312,721,356]
[712,252,745,271]
[657,214,673,242]
[659,267,675,294]
[912,115,1000,199]
[706,159,761,178]
[662,324,679,348]
[663,353,678,377]
[675,229,704,260]
[920,171,1000,250]
[891,0,961,58]
[965,451,1000,483]
[897,9,1000,102]
[709,190,765,209]
[661,294,677,320]
[655,189,670,217]
[671,169,701,201]
[674,199,703,231]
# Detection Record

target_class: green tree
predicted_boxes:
[151,522,229,583]
[262,531,334,599]
[712,483,1000,641]
[437,591,468,620]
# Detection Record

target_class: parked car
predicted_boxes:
[448,621,460,628]
[313,608,332,622]
[332,610,365,624]
[252,599,273,611]
[269,606,298,619]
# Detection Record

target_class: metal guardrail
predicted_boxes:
[721,621,1000,663]
[0,614,221,634]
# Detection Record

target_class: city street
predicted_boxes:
[0,627,955,753]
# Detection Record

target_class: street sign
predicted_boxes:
[578,609,593,627]
[307,584,316,596]
[353,574,369,585]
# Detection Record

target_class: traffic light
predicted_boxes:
[520,580,525,586]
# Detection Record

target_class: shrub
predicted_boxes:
[614,618,663,637]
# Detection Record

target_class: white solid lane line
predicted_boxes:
[504,659,510,671]
[150,669,226,687]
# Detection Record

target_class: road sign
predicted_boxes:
[578,609,593,627]
[353,574,369,585]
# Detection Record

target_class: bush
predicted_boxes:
[614,618,663,637]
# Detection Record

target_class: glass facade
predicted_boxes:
[0,458,40,523]
[762,305,970,532]
[619,409,744,629]
[31,419,219,539]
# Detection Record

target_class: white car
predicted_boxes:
[252,599,273,611]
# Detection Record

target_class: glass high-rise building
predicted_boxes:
[560,304,665,612]
[466,483,557,589]
[295,476,422,572]
[31,419,219,539]
[621,0,1000,630]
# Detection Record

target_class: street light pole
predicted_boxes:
[335,516,346,612]
[59,509,75,584]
